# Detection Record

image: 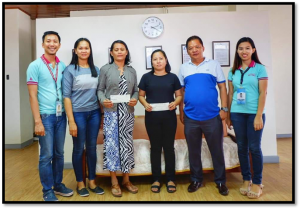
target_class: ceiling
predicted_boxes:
[4,4,214,20]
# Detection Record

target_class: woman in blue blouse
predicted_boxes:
[227,37,268,199]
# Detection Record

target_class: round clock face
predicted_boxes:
[142,16,164,39]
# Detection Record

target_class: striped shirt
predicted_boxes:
[63,64,100,112]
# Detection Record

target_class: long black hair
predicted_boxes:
[232,37,263,74]
[70,38,98,77]
[150,49,171,74]
[109,40,131,65]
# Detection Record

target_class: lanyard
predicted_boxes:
[238,66,251,86]
[41,56,60,101]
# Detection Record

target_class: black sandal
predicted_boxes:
[151,181,161,193]
[167,181,176,193]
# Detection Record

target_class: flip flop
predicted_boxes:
[167,181,176,193]
[151,183,161,193]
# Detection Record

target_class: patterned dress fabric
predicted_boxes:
[103,74,135,173]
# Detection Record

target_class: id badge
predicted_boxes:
[56,101,62,116]
[237,87,246,105]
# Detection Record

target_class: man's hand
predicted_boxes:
[180,112,184,124]
[219,110,227,120]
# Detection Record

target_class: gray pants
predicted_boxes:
[184,114,226,184]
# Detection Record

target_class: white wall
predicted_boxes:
[18,10,33,143]
[71,5,293,135]
[258,5,292,135]
[5,9,33,145]
[36,11,278,164]
[5,10,21,144]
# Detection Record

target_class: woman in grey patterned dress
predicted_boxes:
[97,40,138,197]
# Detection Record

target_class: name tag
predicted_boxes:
[56,101,62,116]
[237,88,246,105]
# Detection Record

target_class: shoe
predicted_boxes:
[166,181,176,193]
[54,183,74,197]
[216,183,229,196]
[88,186,105,195]
[151,181,161,193]
[111,184,122,197]
[188,181,203,193]
[247,184,264,199]
[77,187,90,197]
[240,180,252,196]
[122,181,138,194]
[43,191,58,201]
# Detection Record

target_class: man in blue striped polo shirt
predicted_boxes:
[27,31,73,201]
[178,36,229,196]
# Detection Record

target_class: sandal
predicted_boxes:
[111,184,122,197]
[247,184,264,199]
[151,181,161,193]
[166,181,176,193]
[122,181,138,194]
[240,180,252,196]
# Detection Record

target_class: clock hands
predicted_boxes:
[151,26,162,32]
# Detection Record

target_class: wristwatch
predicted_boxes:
[221,107,228,112]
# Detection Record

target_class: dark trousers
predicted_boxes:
[184,114,226,184]
[145,110,177,182]
[230,113,265,184]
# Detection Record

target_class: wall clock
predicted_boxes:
[142,16,164,39]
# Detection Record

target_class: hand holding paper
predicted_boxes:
[150,103,170,111]
[110,94,130,103]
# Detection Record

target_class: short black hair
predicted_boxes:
[186,35,203,48]
[42,31,61,43]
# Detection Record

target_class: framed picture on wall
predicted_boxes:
[212,41,230,67]
[108,47,111,63]
[181,44,191,64]
[145,46,162,69]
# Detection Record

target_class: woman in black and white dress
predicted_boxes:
[97,40,138,197]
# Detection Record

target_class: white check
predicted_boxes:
[110,95,131,103]
[150,103,170,111]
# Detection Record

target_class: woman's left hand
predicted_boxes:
[169,102,176,111]
[254,115,264,131]
[128,98,138,107]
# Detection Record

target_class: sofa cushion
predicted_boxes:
[95,137,239,176]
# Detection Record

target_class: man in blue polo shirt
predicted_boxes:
[27,31,73,201]
[179,35,229,196]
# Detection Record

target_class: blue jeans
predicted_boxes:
[39,112,66,194]
[230,113,266,184]
[72,109,101,182]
